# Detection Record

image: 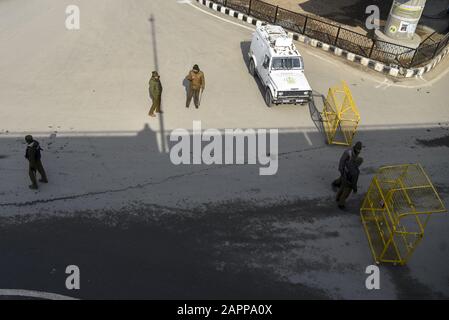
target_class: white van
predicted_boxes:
[248,25,312,107]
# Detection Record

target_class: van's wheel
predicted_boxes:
[265,88,274,108]
[249,59,255,77]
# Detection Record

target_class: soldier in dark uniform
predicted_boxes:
[185,64,205,109]
[336,156,363,209]
[332,141,362,189]
[25,135,48,190]
[149,71,163,117]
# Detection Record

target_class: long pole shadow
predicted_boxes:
[149,14,167,153]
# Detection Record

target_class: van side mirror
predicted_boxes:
[263,61,269,69]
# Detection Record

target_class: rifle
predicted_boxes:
[199,88,204,106]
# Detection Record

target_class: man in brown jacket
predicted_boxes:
[25,135,48,190]
[185,64,205,109]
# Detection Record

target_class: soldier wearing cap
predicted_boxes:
[25,135,48,190]
[336,156,363,210]
[332,141,363,189]
[149,71,163,117]
[185,64,205,109]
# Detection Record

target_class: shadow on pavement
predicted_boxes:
[299,0,391,28]
[0,123,448,299]
[240,41,268,104]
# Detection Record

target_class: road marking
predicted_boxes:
[0,289,78,300]
[181,0,255,32]
[417,74,428,83]
[375,78,391,90]
[373,62,449,89]
[303,131,313,146]
[374,77,426,90]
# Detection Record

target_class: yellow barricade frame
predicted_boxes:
[321,81,360,146]
[360,164,447,265]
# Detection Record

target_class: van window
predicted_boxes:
[263,55,270,68]
[271,57,303,70]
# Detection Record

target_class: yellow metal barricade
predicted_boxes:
[321,81,360,146]
[360,164,447,265]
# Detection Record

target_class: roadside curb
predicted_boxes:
[195,0,449,78]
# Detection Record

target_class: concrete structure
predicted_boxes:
[376,0,427,48]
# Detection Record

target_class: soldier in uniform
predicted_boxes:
[336,156,363,210]
[185,64,205,109]
[332,141,362,189]
[25,135,48,190]
[148,71,163,117]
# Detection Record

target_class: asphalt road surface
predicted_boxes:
[1,0,449,299]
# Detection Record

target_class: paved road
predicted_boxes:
[0,0,449,299]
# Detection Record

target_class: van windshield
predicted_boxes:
[271,57,303,70]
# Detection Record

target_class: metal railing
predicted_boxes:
[211,0,449,69]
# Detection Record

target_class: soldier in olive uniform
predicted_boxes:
[185,64,205,109]
[25,135,48,190]
[149,71,163,117]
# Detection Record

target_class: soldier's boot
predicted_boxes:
[37,163,48,183]
[29,184,38,190]
[149,100,158,117]
[153,98,162,114]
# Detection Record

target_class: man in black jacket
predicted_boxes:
[336,156,363,210]
[332,141,362,189]
[25,135,48,190]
